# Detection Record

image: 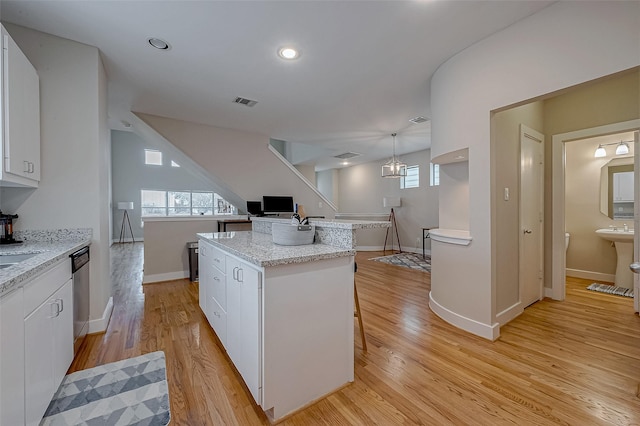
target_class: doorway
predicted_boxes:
[551,119,640,313]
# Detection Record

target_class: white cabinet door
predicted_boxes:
[615,171,634,202]
[1,25,40,185]
[24,279,74,426]
[226,256,262,403]
[52,280,74,389]
[198,241,208,314]
[24,294,56,426]
[0,288,25,426]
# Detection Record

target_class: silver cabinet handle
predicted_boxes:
[238,268,243,283]
[233,266,238,281]
[23,161,29,173]
[29,162,34,173]
[50,301,60,318]
[523,229,532,234]
[213,276,220,282]
[630,262,640,273]
[57,298,63,312]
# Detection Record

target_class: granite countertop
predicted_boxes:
[197,231,355,268]
[0,235,91,299]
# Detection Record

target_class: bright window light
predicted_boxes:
[400,165,419,189]
[144,149,163,166]
[430,163,440,187]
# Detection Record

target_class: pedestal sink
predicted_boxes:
[595,228,634,289]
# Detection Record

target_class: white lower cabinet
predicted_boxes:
[0,287,25,426]
[226,256,261,403]
[24,277,73,426]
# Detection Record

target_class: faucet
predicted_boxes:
[609,224,618,231]
[624,223,629,232]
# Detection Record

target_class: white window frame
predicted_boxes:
[400,165,419,189]
[430,163,440,187]
[140,189,236,217]
[144,149,163,166]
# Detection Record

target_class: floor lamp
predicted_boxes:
[383,196,402,253]
[118,202,135,243]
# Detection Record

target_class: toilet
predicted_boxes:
[565,232,570,252]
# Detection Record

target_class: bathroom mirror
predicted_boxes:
[600,156,634,219]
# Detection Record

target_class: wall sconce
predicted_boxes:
[594,140,632,158]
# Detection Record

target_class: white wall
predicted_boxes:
[316,169,339,208]
[338,149,438,251]
[137,113,337,218]
[429,1,640,339]
[111,130,222,240]
[2,23,112,328]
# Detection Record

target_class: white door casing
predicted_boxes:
[634,131,639,313]
[520,125,544,308]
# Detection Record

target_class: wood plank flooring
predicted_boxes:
[70,244,640,425]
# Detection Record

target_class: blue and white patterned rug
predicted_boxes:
[42,351,170,426]
[587,283,634,298]
[369,252,431,272]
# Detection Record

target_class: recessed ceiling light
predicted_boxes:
[148,37,170,50]
[278,47,300,60]
[341,161,349,166]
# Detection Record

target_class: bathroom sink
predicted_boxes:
[595,228,635,289]
[595,228,634,243]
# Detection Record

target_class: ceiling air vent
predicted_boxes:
[409,116,428,124]
[334,152,361,159]
[234,97,258,107]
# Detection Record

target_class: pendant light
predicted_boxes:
[381,133,407,178]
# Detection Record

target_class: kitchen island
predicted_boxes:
[197,230,356,423]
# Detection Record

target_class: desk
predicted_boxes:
[217,218,252,232]
[422,227,434,258]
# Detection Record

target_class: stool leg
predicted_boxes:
[354,280,367,352]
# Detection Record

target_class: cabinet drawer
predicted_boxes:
[210,267,226,311]
[207,295,227,347]
[210,245,226,273]
[23,259,71,317]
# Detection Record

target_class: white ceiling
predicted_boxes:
[1,0,553,170]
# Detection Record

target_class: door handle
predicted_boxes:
[523,229,532,234]
[630,262,640,274]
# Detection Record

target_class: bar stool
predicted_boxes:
[354,262,367,352]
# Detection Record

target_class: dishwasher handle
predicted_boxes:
[70,246,90,273]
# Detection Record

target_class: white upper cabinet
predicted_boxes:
[1,24,40,187]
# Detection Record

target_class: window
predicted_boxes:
[171,160,180,168]
[141,190,235,216]
[144,149,163,165]
[430,163,440,187]
[400,165,419,189]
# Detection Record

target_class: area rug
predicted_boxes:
[369,252,431,272]
[41,351,170,426]
[587,283,634,298]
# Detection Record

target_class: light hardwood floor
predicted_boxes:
[71,243,640,425]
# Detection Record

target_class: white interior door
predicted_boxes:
[634,131,639,313]
[520,125,544,307]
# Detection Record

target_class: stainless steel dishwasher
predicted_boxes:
[70,246,90,354]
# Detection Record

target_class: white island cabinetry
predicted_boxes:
[197,231,355,422]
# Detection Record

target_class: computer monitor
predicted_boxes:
[262,196,294,214]
[247,201,262,216]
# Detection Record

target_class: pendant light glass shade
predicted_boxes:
[615,141,629,155]
[382,133,407,178]
[594,145,606,158]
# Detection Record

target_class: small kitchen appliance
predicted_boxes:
[0,211,21,244]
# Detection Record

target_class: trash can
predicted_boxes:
[187,241,199,282]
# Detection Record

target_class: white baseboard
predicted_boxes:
[88,296,113,334]
[566,268,614,283]
[495,301,523,326]
[429,292,500,341]
[143,270,189,284]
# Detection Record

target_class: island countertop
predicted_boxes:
[197,231,355,268]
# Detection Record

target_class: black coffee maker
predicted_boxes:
[0,211,21,244]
